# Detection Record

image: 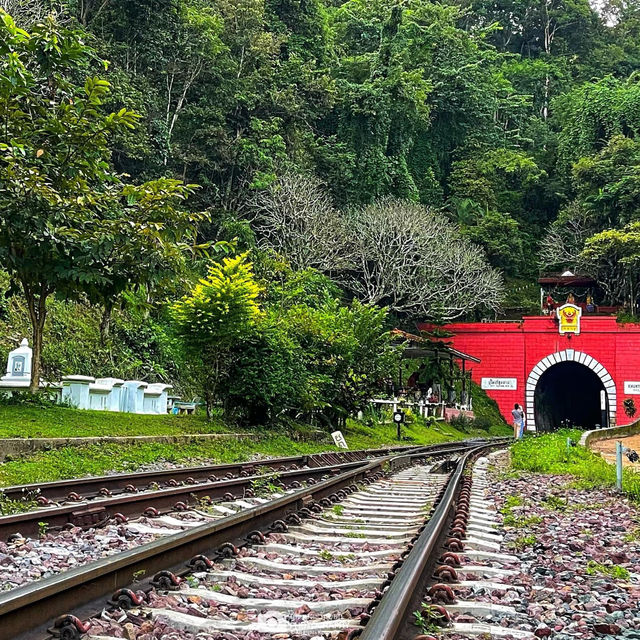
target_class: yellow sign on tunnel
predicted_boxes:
[556,303,582,335]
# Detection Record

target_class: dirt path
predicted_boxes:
[590,434,640,467]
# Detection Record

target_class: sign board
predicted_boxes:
[481,377,517,391]
[331,430,348,449]
[557,303,582,335]
[625,382,640,395]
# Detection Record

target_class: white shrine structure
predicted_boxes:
[0,339,172,414]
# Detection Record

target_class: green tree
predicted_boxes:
[580,222,640,312]
[462,210,524,275]
[0,12,202,390]
[448,149,546,232]
[171,253,263,417]
[318,0,514,205]
[282,298,398,427]
[572,135,640,229]
[221,320,309,424]
[555,75,640,172]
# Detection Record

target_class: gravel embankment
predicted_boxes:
[450,453,640,639]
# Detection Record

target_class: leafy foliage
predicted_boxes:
[3,0,640,424]
[0,12,203,388]
[171,254,262,416]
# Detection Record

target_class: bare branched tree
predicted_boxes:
[249,183,502,320]
[538,202,592,272]
[343,198,503,320]
[246,173,349,272]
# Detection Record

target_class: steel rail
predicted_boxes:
[1,443,426,502]
[0,441,482,539]
[0,459,368,539]
[0,453,400,639]
[358,441,499,640]
[0,439,503,640]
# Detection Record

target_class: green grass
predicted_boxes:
[0,404,221,438]
[0,414,509,487]
[511,429,640,501]
[499,493,542,528]
[502,514,543,528]
[0,395,512,441]
[510,534,537,551]
[502,494,525,509]
[471,380,508,429]
[345,414,509,449]
[0,434,328,486]
[0,387,511,487]
[585,560,630,580]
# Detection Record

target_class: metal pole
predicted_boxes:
[449,357,454,403]
[616,440,623,492]
[461,359,466,402]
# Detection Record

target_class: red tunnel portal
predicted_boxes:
[417,316,640,432]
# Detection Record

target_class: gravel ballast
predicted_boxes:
[443,452,640,640]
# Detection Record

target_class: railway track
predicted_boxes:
[0,441,476,540]
[0,437,509,640]
[1,444,425,504]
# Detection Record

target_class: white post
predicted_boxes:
[616,441,624,492]
[61,376,95,409]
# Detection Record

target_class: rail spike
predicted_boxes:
[439,551,461,567]
[151,570,182,590]
[270,519,288,533]
[218,542,240,558]
[109,588,144,609]
[428,583,457,604]
[48,614,90,640]
[246,529,266,544]
[187,554,214,571]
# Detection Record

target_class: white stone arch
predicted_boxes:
[525,350,616,431]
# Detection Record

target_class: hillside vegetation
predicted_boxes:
[2,0,637,430]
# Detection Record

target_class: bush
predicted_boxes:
[449,414,476,433]
[0,391,59,407]
[221,322,309,425]
[511,429,640,500]
[472,415,493,431]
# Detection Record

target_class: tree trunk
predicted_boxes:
[204,390,212,420]
[22,281,49,393]
[100,302,113,344]
[30,319,44,393]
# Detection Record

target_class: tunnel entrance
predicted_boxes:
[534,361,607,432]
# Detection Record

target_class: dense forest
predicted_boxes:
[2,0,640,422]
[9,0,640,298]
[12,0,640,311]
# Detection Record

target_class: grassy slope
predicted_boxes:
[0,384,510,486]
[0,405,222,438]
[0,417,510,486]
[0,378,508,439]
[471,380,506,427]
[511,429,640,500]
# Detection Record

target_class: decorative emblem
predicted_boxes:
[556,303,582,335]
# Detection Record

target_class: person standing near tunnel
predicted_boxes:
[511,403,525,439]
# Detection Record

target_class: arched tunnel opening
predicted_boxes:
[534,361,607,432]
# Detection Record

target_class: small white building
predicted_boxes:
[0,338,33,390]
[0,339,172,414]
